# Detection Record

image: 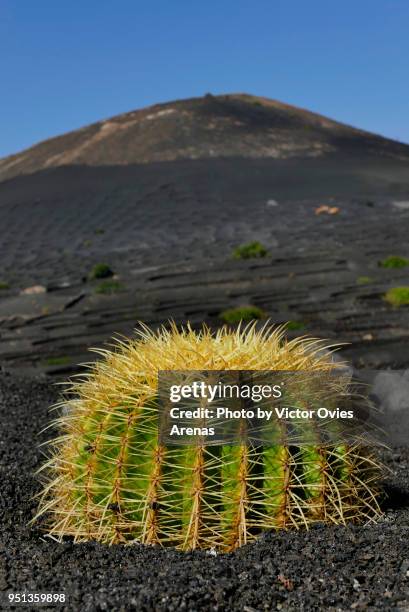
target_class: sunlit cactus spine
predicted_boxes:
[35,323,382,551]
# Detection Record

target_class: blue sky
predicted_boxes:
[1,0,408,157]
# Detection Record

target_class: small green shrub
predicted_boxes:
[357,276,373,285]
[90,263,114,279]
[44,356,71,366]
[219,305,265,324]
[384,287,409,307]
[0,281,10,290]
[233,241,268,260]
[95,280,124,294]
[379,256,409,269]
[94,228,105,235]
[286,320,306,331]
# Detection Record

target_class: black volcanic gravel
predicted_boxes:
[1,371,409,611]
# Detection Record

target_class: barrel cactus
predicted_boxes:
[36,323,382,551]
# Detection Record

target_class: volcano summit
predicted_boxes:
[1,93,409,183]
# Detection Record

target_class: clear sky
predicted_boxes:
[1,0,408,157]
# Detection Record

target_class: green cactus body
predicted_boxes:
[36,323,382,551]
